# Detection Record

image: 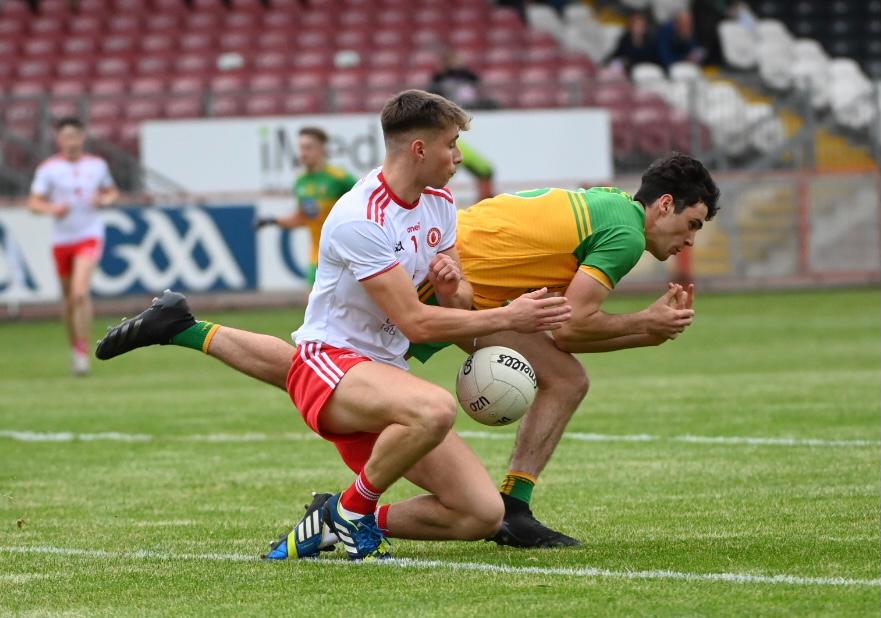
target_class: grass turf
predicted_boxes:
[0,289,878,616]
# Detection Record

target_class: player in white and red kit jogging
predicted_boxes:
[29,117,119,375]
[95,91,571,560]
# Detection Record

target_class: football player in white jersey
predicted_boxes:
[29,117,119,375]
[96,90,571,560]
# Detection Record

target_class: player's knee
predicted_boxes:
[69,288,89,307]
[411,389,457,440]
[539,357,589,403]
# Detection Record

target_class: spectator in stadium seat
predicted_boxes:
[607,10,662,75]
[657,10,706,70]
[428,50,498,110]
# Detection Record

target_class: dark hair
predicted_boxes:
[55,117,84,131]
[634,153,720,220]
[298,126,328,144]
[380,89,470,139]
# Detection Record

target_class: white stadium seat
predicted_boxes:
[718,20,758,69]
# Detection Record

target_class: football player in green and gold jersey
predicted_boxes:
[411,154,720,548]
[257,126,357,285]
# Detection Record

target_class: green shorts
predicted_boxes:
[307,262,318,286]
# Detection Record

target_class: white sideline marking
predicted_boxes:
[1,429,878,448]
[1,546,878,588]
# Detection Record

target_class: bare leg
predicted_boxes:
[60,277,75,347]
[462,331,589,477]
[385,430,503,540]
[69,256,96,349]
[320,361,457,491]
[205,327,295,390]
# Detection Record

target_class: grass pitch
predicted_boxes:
[1,289,879,616]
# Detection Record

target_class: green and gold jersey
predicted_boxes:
[294,165,357,264]
[455,187,646,309]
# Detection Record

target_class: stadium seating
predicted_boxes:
[0,0,717,172]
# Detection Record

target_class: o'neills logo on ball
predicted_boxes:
[427,227,442,247]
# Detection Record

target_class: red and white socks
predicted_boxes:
[339,470,384,521]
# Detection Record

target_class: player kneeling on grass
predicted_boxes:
[96,90,571,561]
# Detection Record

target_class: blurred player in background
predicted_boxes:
[28,117,119,376]
[411,154,720,547]
[255,126,357,286]
[459,140,495,202]
[95,90,571,561]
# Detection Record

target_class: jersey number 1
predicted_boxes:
[410,235,418,253]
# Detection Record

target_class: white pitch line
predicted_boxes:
[1,546,878,588]
[0,429,878,448]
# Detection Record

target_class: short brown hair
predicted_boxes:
[298,126,328,143]
[380,90,471,139]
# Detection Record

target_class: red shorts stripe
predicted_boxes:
[287,342,379,472]
[52,237,103,278]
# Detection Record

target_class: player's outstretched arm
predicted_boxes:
[360,265,571,343]
[553,271,694,353]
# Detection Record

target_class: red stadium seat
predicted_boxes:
[131,78,166,96]
[369,50,402,70]
[288,71,326,91]
[165,96,203,119]
[170,76,206,94]
[107,15,140,34]
[517,87,560,109]
[136,56,173,76]
[48,99,80,120]
[249,74,285,92]
[372,31,407,49]
[95,57,131,78]
[245,95,282,116]
[328,69,364,90]
[376,10,410,29]
[292,50,331,70]
[23,38,56,57]
[88,100,123,123]
[300,11,334,29]
[330,88,366,113]
[56,58,93,80]
[68,16,103,36]
[29,18,64,37]
[211,74,245,94]
[16,59,52,80]
[258,30,293,51]
[11,80,49,96]
[0,39,20,58]
[102,35,136,55]
[141,35,176,55]
[125,100,163,121]
[254,52,289,72]
[145,14,180,32]
[63,37,98,56]
[403,67,433,88]
[86,122,117,142]
[340,10,373,29]
[262,11,298,30]
[175,54,213,76]
[282,93,323,115]
[179,33,215,53]
[91,79,128,96]
[52,80,88,97]
[209,95,243,117]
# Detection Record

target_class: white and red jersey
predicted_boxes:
[294,167,458,370]
[30,154,115,245]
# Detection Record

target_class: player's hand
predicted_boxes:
[666,282,694,310]
[53,202,70,218]
[254,217,278,230]
[505,287,572,333]
[645,285,694,340]
[427,253,461,299]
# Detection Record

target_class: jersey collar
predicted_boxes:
[378,172,419,209]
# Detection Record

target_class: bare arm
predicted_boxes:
[360,264,571,343]
[28,193,68,217]
[553,271,693,353]
[429,246,473,310]
[276,211,308,229]
[94,186,119,207]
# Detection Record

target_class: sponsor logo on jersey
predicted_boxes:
[426,227,442,248]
